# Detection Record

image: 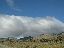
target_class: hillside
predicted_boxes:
[0,32,64,48]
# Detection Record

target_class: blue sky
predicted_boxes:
[0,0,64,21]
[0,0,64,38]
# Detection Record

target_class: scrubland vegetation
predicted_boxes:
[0,32,64,48]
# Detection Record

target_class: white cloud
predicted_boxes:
[6,0,14,7]
[0,15,64,38]
[6,0,21,12]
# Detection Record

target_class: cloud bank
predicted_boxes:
[0,15,64,38]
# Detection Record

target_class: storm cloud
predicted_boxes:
[0,15,64,38]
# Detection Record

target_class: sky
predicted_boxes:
[0,0,64,38]
[0,0,64,21]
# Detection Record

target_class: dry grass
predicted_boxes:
[0,33,64,48]
[0,41,64,48]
